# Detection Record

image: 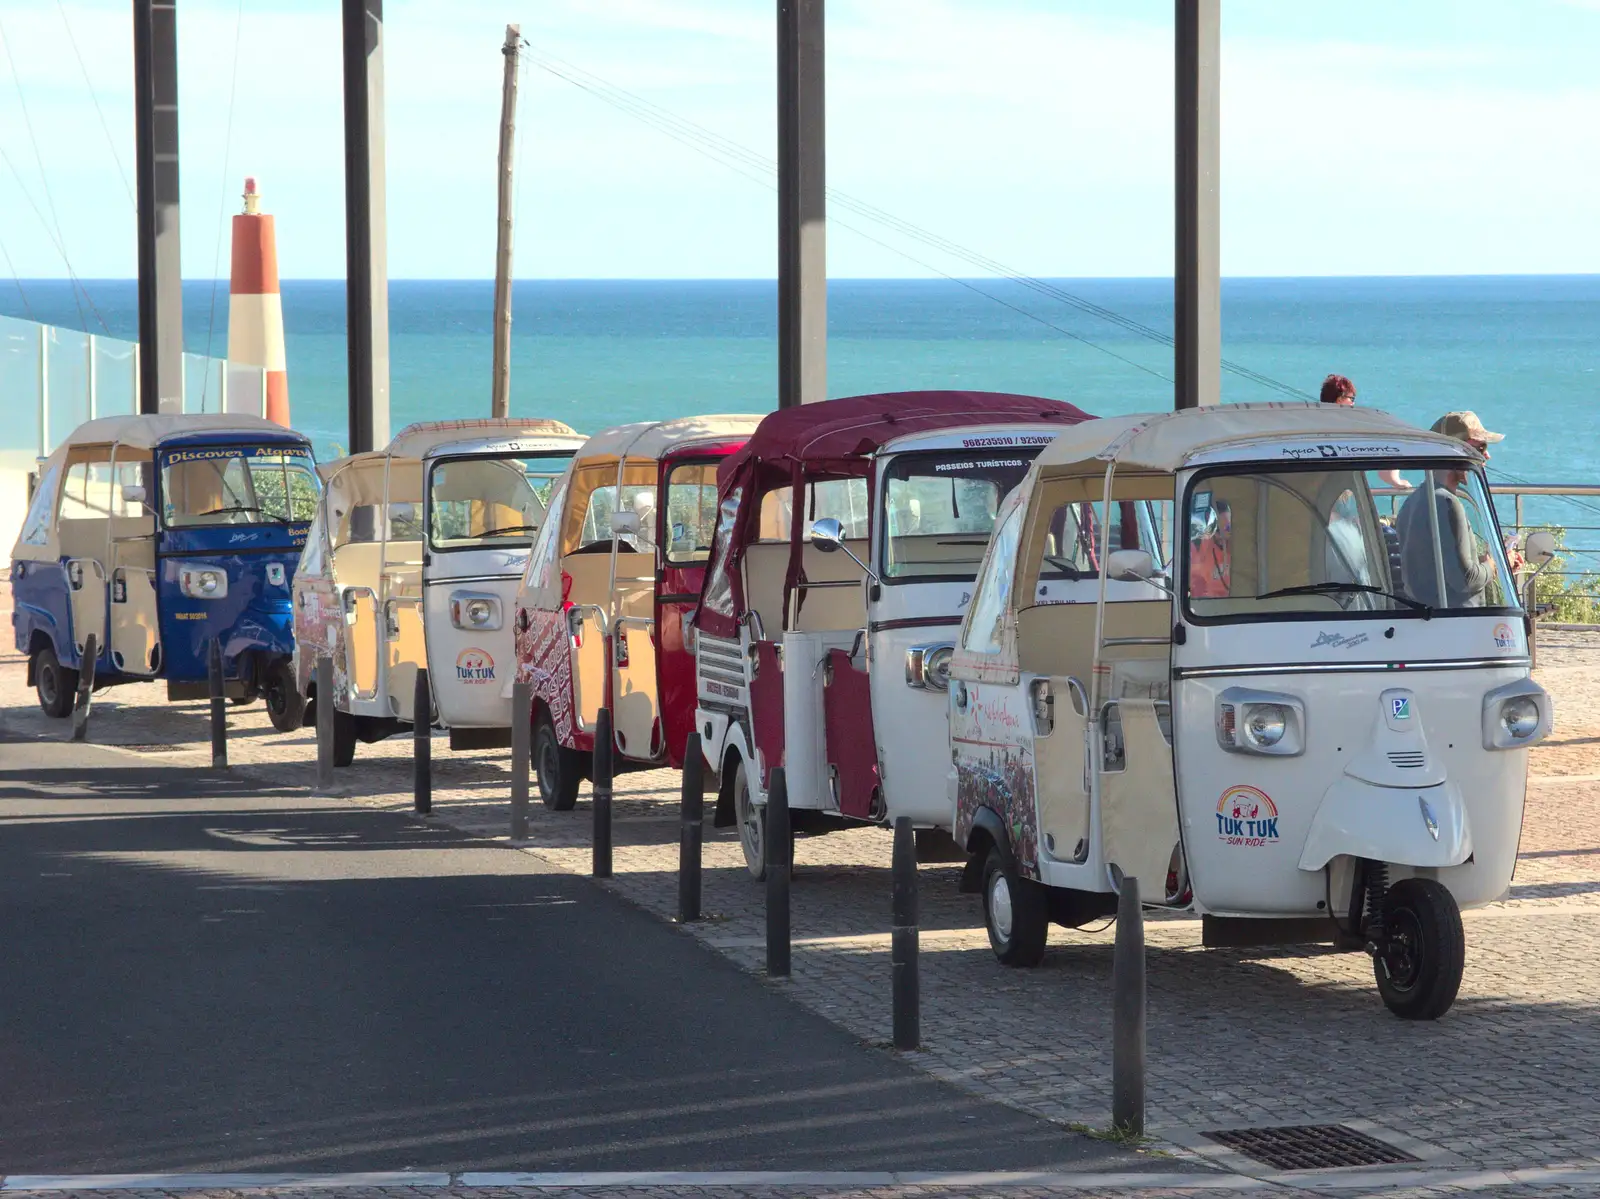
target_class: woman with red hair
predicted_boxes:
[1322,374,1411,490]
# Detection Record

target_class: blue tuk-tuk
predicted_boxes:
[10,414,320,730]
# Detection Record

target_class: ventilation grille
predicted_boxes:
[1203,1124,1418,1171]
[1388,750,1426,769]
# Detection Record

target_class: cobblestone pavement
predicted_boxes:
[4,630,1600,1196]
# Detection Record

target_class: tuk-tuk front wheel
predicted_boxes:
[534,712,582,811]
[982,845,1048,967]
[262,661,305,733]
[733,761,765,882]
[33,644,77,719]
[1374,877,1464,1021]
[332,709,358,768]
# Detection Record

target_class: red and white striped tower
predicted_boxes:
[228,176,290,425]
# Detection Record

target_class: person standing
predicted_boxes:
[1395,411,1504,607]
[1322,374,1411,491]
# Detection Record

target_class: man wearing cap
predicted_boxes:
[1394,411,1503,608]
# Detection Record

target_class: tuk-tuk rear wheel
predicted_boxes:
[1374,877,1464,1021]
[733,761,766,883]
[534,712,582,811]
[263,661,305,733]
[33,644,77,719]
[982,845,1048,967]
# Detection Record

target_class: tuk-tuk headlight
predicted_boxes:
[1245,705,1288,748]
[906,643,955,690]
[1217,689,1304,756]
[179,568,228,599]
[450,592,502,631]
[1501,696,1540,740]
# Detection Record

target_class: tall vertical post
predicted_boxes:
[85,334,97,421]
[1174,0,1221,411]
[776,0,826,410]
[491,24,521,419]
[509,680,531,841]
[891,816,920,1050]
[132,0,183,415]
[342,0,391,453]
[413,667,432,815]
[592,707,614,878]
[765,766,792,977]
[37,324,49,458]
[1111,875,1147,1134]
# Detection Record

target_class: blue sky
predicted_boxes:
[1,0,1597,279]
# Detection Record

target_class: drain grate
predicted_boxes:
[1203,1124,1418,1171]
[113,744,189,754]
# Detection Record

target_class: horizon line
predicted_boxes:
[8,272,1600,285]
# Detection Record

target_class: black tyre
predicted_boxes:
[534,711,582,811]
[263,660,306,733]
[981,844,1049,967]
[732,760,766,882]
[1374,877,1465,1020]
[332,708,358,768]
[34,643,77,719]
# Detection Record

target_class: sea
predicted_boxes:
[5,275,1598,503]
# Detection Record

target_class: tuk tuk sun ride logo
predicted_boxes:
[1216,785,1279,847]
[456,648,496,685]
[1493,622,1516,649]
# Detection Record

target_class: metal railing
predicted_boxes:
[1491,483,1600,630]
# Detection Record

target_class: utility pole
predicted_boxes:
[1174,0,1221,410]
[132,0,183,414]
[342,0,391,453]
[777,0,826,409]
[491,23,521,419]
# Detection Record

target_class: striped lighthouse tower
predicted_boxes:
[227,177,290,425]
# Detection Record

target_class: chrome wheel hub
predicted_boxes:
[989,873,1015,942]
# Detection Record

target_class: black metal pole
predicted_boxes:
[891,815,920,1050]
[678,732,705,923]
[315,654,334,790]
[765,766,791,977]
[1112,875,1147,1135]
[776,0,826,410]
[208,637,228,769]
[341,0,389,452]
[510,680,531,841]
[132,0,181,413]
[71,632,98,743]
[1174,0,1221,411]
[592,707,613,878]
[413,667,432,815]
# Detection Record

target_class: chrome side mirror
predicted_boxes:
[809,517,844,552]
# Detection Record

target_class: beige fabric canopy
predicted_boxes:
[386,418,583,462]
[574,415,763,464]
[1034,402,1474,477]
[51,413,303,453]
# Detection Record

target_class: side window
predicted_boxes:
[701,487,743,618]
[299,508,328,576]
[58,463,91,520]
[525,478,568,595]
[19,463,61,546]
[758,478,869,542]
[962,503,1023,655]
[664,462,719,564]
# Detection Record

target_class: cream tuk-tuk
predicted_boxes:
[947,403,1552,1020]
[512,416,760,809]
[690,391,1094,879]
[292,419,585,764]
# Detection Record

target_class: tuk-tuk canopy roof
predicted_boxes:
[574,415,763,465]
[50,413,307,453]
[1033,402,1475,477]
[385,418,583,461]
[725,391,1090,478]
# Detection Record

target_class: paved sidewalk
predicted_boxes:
[4,636,1599,1192]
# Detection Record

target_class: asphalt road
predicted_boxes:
[0,737,1176,1176]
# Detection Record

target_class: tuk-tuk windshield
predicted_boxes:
[428,452,573,551]
[1184,462,1518,620]
[161,445,319,527]
[881,450,1037,581]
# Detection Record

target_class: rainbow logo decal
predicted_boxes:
[1216,785,1280,847]
[456,647,496,685]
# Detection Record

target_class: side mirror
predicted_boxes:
[1523,530,1557,567]
[809,517,844,552]
[611,511,642,537]
[121,484,146,506]
[1107,548,1155,582]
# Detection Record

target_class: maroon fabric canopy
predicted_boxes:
[695,391,1094,639]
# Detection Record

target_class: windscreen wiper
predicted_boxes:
[1255,581,1432,618]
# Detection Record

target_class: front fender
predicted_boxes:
[1298,779,1471,871]
[960,805,1016,892]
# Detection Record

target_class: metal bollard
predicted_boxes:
[891,816,920,1050]
[765,766,791,978]
[509,681,532,842]
[208,637,228,769]
[1112,874,1146,1136]
[413,667,432,815]
[592,707,613,878]
[71,633,98,743]
[678,731,705,922]
[315,655,334,790]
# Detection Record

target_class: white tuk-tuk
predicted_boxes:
[292,419,585,764]
[947,403,1552,1019]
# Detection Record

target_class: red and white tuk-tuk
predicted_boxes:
[689,392,1092,878]
[513,416,761,807]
